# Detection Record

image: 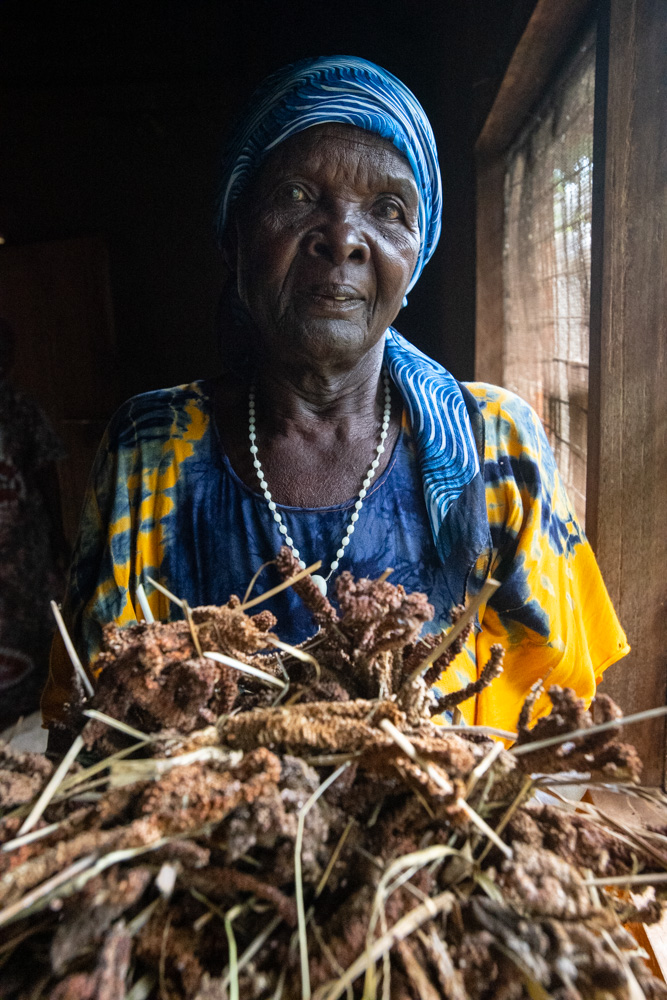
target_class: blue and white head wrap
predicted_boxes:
[216,55,442,293]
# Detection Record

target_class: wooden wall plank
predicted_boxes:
[586,0,667,785]
[475,159,505,384]
[476,0,593,161]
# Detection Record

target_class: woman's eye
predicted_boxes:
[285,185,307,203]
[375,199,402,221]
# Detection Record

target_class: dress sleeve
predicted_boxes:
[461,384,629,734]
[41,385,210,727]
[41,416,137,726]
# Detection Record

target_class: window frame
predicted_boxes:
[474,0,667,786]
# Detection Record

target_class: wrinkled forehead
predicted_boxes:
[273,121,410,158]
[248,122,416,190]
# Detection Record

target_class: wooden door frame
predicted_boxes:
[475,0,667,784]
[585,0,667,786]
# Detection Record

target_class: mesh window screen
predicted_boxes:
[503,32,595,523]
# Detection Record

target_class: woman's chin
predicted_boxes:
[267,316,384,369]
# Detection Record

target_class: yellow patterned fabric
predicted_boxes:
[433,383,629,733]
[43,365,628,734]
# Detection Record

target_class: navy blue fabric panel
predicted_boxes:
[161,416,463,646]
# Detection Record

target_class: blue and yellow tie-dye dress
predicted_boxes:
[43,332,628,734]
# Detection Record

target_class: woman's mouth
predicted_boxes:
[303,286,365,313]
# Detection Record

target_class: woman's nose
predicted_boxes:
[305,210,370,266]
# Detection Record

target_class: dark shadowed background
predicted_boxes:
[0,0,535,401]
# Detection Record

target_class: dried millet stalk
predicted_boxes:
[515,685,642,780]
[432,643,504,714]
[50,866,152,976]
[80,601,283,756]
[0,749,282,909]
[218,699,406,754]
[507,803,641,878]
[50,920,133,1000]
[497,841,600,920]
[408,603,475,688]
[275,547,339,627]
[183,866,298,927]
[276,547,435,707]
[191,600,278,655]
[516,683,592,747]
[0,740,55,810]
[334,571,434,656]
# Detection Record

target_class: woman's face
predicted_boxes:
[231,123,421,370]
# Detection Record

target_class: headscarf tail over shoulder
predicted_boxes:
[384,328,480,550]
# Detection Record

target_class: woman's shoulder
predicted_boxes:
[105,380,212,453]
[462,381,545,447]
[462,381,536,417]
[462,381,559,496]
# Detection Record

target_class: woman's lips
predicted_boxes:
[301,286,365,313]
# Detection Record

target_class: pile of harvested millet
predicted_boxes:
[1,550,665,1000]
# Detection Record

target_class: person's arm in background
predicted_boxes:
[16,387,70,574]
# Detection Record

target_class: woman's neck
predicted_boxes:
[214,338,401,507]
[253,342,385,432]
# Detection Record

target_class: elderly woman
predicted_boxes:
[43,56,628,738]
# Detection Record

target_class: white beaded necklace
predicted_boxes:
[249,369,392,596]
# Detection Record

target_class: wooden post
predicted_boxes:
[475,158,505,385]
[586,0,667,785]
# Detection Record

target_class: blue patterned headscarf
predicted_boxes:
[216,55,442,292]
